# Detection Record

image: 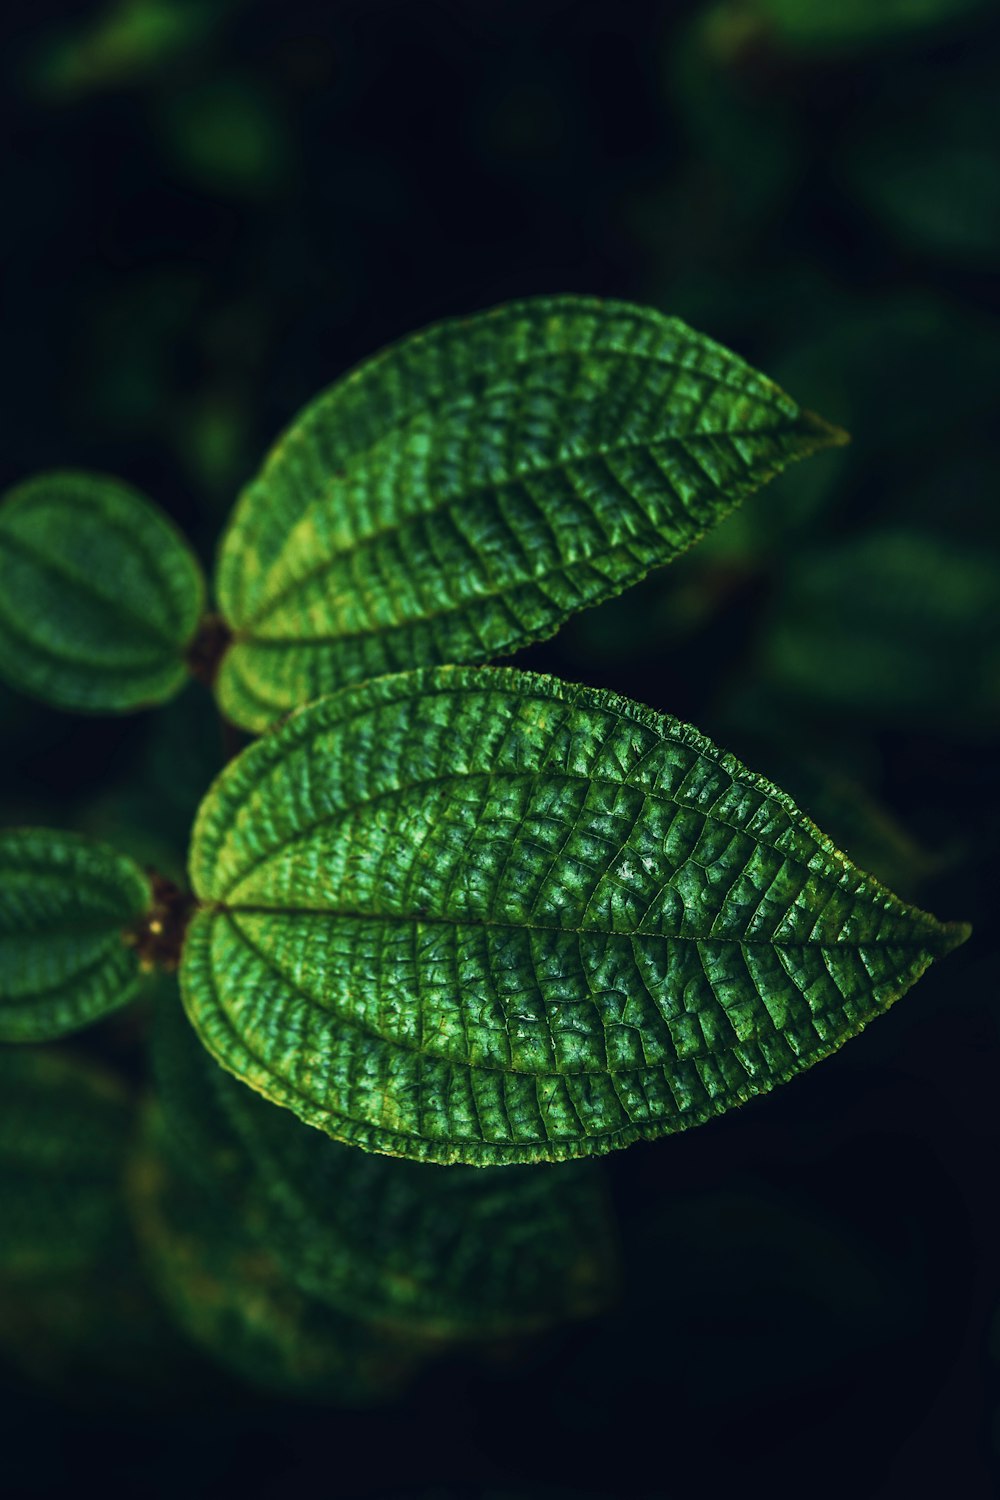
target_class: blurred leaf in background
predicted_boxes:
[29,0,232,101]
[0,1047,177,1399]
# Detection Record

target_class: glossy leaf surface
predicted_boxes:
[182,667,969,1164]
[215,296,844,731]
[0,471,205,713]
[0,828,150,1041]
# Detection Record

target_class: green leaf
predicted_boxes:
[129,1101,428,1403]
[214,296,844,732]
[0,828,150,1041]
[214,1040,616,1338]
[153,981,617,1338]
[181,666,969,1166]
[728,0,992,51]
[0,1046,176,1397]
[760,528,1000,731]
[0,1046,132,1275]
[140,999,461,1401]
[846,75,1000,267]
[758,0,995,47]
[0,471,205,713]
[30,0,224,102]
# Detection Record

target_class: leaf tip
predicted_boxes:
[798,407,851,452]
[937,919,972,957]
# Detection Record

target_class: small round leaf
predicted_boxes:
[0,471,205,713]
[0,828,150,1041]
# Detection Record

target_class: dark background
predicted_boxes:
[1,1,999,1495]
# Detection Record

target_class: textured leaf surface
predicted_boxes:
[0,471,205,712]
[217,1069,617,1336]
[182,667,969,1165]
[154,982,617,1337]
[214,296,844,731]
[0,828,150,1041]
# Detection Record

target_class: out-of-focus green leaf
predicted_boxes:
[668,13,804,229]
[174,394,252,505]
[156,75,291,197]
[0,1047,177,1397]
[30,0,228,101]
[0,1047,131,1274]
[133,1025,435,1403]
[133,1141,427,1401]
[214,296,844,732]
[847,81,1000,265]
[0,828,150,1042]
[181,666,969,1166]
[154,986,617,1338]
[79,269,203,440]
[760,528,1000,730]
[0,472,205,714]
[213,1046,617,1338]
[706,0,993,52]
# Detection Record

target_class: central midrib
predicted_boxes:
[205,901,945,950]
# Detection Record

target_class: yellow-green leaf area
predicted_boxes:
[215,295,844,732]
[0,828,150,1041]
[0,471,205,713]
[182,667,969,1165]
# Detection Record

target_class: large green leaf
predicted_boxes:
[181,667,969,1165]
[0,471,205,713]
[760,528,1000,730]
[214,296,844,732]
[0,828,150,1041]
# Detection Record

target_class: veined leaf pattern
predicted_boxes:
[181,667,969,1165]
[0,471,205,713]
[215,296,845,731]
[0,828,150,1041]
[152,983,617,1337]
